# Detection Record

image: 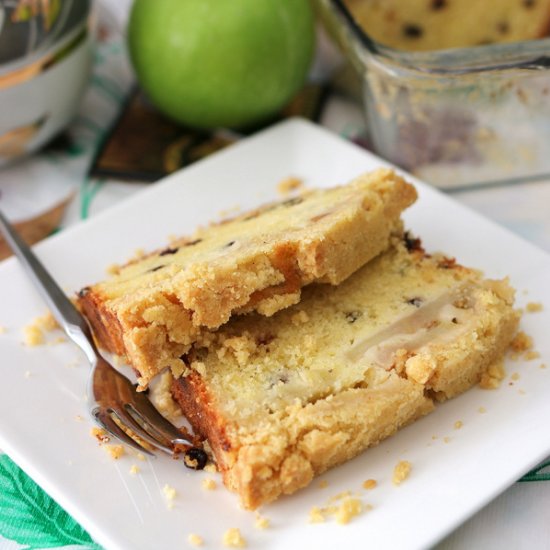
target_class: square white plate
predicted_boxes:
[1,118,549,550]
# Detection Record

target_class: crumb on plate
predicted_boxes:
[392,460,411,485]
[222,527,246,548]
[23,312,60,346]
[91,427,110,443]
[129,464,140,475]
[254,512,270,529]
[34,312,59,331]
[188,533,203,547]
[335,497,363,525]
[162,484,178,508]
[454,420,463,430]
[204,462,218,473]
[276,176,304,196]
[23,324,44,346]
[362,479,377,490]
[104,444,125,460]
[202,477,216,490]
[526,302,543,313]
[309,506,325,524]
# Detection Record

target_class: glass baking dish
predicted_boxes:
[316,0,550,189]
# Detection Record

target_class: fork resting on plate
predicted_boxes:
[0,208,206,469]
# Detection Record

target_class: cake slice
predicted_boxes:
[78,169,416,388]
[171,234,519,510]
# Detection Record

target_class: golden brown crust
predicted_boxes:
[78,287,126,356]
[172,371,234,461]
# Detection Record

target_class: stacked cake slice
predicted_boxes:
[78,169,416,389]
[78,168,519,509]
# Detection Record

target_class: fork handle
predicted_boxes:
[0,208,97,365]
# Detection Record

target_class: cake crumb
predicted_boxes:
[392,460,411,485]
[202,477,216,490]
[454,420,463,430]
[104,444,124,460]
[0,325,7,334]
[163,484,177,503]
[444,437,451,444]
[362,479,377,490]
[91,427,110,443]
[204,462,218,473]
[48,336,67,346]
[479,361,505,389]
[309,506,325,523]
[222,528,246,548]
[75,415,83,422]
[132,248,146,261]
[188,533,203,547]
[23,324,44,346]
[35,312,59,331]
[540,363,547,369]
[23,312,60,346]
[254,512,270,529]
[511,372,520,381]
[510,331,533,352]
[335,497,363,525]
[106,263,121,276]
[525,350,541,361]
[136,452,146,461]
[478,406,487,414]
[526,302,543,313]
[318,479,329,489]
[129,464,140,475]
[277,176,304,196]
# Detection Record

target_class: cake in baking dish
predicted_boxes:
[171,234,519,510]
[78,169,416,388]
[344,0,550,51]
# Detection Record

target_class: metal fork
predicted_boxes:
[0,209,206,469]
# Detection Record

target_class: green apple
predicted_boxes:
[128,0,315,129]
